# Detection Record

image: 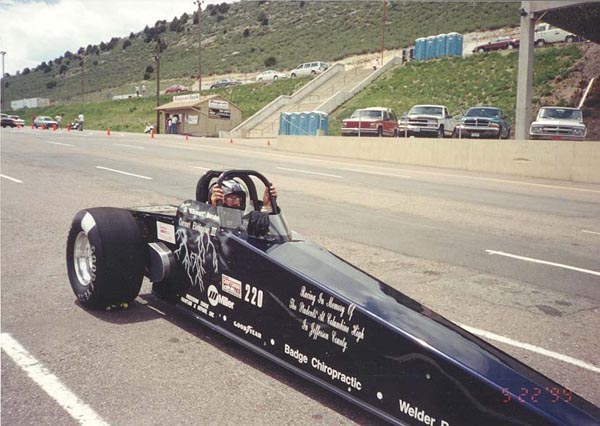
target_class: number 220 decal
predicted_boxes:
[244,284,263,308]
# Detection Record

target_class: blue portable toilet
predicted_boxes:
[435,34,447,58]
[446,32,463,57]
[279,112,291,135]
[308,112,319,136]
[288,113,300,135]
[298,112,309,136]
[425,36,436,60]
[415,37,426,61]
[316,111,328,135]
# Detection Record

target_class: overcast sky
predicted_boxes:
[0,0,232,75]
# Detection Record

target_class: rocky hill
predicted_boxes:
[2,1,520,104]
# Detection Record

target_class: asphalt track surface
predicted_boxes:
[2,127,599,425]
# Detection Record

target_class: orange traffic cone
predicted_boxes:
[42,124,46,130]
[267,140,271,146]
[151,129,155,139]
[107,128,111,136]
[53,124,57,131]
[230,138,233,144]
[185,134,189,141]
[67,124,71,132]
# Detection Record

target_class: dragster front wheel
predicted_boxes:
[66,207,145,309]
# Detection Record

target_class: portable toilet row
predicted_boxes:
[279,111,328,136]
[414,32,463,61]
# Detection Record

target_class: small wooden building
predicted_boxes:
[155,94,242,137]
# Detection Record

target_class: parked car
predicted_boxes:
[8,115,25,127]
[165,84,190,94]
[473,36,519,53]
[290,61,328,78]
[33,116,58,129]
[529,106,586,140]
[398,105,456,138]
[1,113,16,128]
[454,107,511,139]
[341,107,398,137]
[210,78,242,89]
[256,70,288,82]
[534,23,582,47]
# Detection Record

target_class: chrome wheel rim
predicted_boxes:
[74,231,95,286]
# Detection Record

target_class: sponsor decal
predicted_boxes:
[283,344,362,391]
[398,399,447,426]
[187,207,219,222]
[233,321,262,339]
[156,221,176,244]
[174,225,218,292]
[222,274,242,299]
[207,285,235,309]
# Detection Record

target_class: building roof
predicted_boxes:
[155,94,240,111]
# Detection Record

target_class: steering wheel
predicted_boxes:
[215,170,278,214]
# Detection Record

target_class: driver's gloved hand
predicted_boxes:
[247,211,270,237]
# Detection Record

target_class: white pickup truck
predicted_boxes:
[534,23,581,47]
[398,105,456,138]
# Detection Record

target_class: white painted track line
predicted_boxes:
[1,333,110,425]
[1,174,23,184]
[46,141,75,147]
[582,230,600,236]
[113,144,144,150]
[332,166,412,179]
[458,324,600,373]
[277,166,341,178]
[486,250,600,277]
[96,166,152,180]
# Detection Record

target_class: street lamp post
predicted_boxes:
[380,0,387,66]
[194,0,203,94]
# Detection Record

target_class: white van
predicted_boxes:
[290,61,328,78]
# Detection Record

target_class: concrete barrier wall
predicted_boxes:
[276,135,600,184]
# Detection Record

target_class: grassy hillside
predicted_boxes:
[329,46,583,135]
[17,77,310,133]
[15,46,582,136]
[2,1,519,104]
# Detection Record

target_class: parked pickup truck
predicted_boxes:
[534,23,581,47]
[398,104,455,138]
[529,106,586,141]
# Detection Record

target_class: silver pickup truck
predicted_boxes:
[398,104,456,138]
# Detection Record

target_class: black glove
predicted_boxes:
[247,211,270,237]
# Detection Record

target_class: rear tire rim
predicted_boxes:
[74,231,94,286]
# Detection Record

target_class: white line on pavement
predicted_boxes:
[1,333,110,425]
[46,141,75,147]
[96,166,152,180]
[277,167,342,178]
[486,250,600,277]
[458,324,600,373]
[332,166,412,179]
[582,230,600,236]
[191,166,211,170]
[113,144,145,150]
[1,174,23,184]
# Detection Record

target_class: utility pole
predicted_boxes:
[194,0,203,95]
[79,58,84,102]
[0,51,5,109]
[380,0,387,66]
[155,39,161,134]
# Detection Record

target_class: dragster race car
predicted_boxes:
[66,170,600,425]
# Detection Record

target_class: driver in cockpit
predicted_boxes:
[210,179,277,212]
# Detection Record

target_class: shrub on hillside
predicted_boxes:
[46,81,57,89]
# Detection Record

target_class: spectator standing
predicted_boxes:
[135,85,140,97]
[55,113,62,129]
[372,58,379,70]
[142,84,146,97]
[78,112,84,131]
[171,115,179,134]
[166,117,172,134]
